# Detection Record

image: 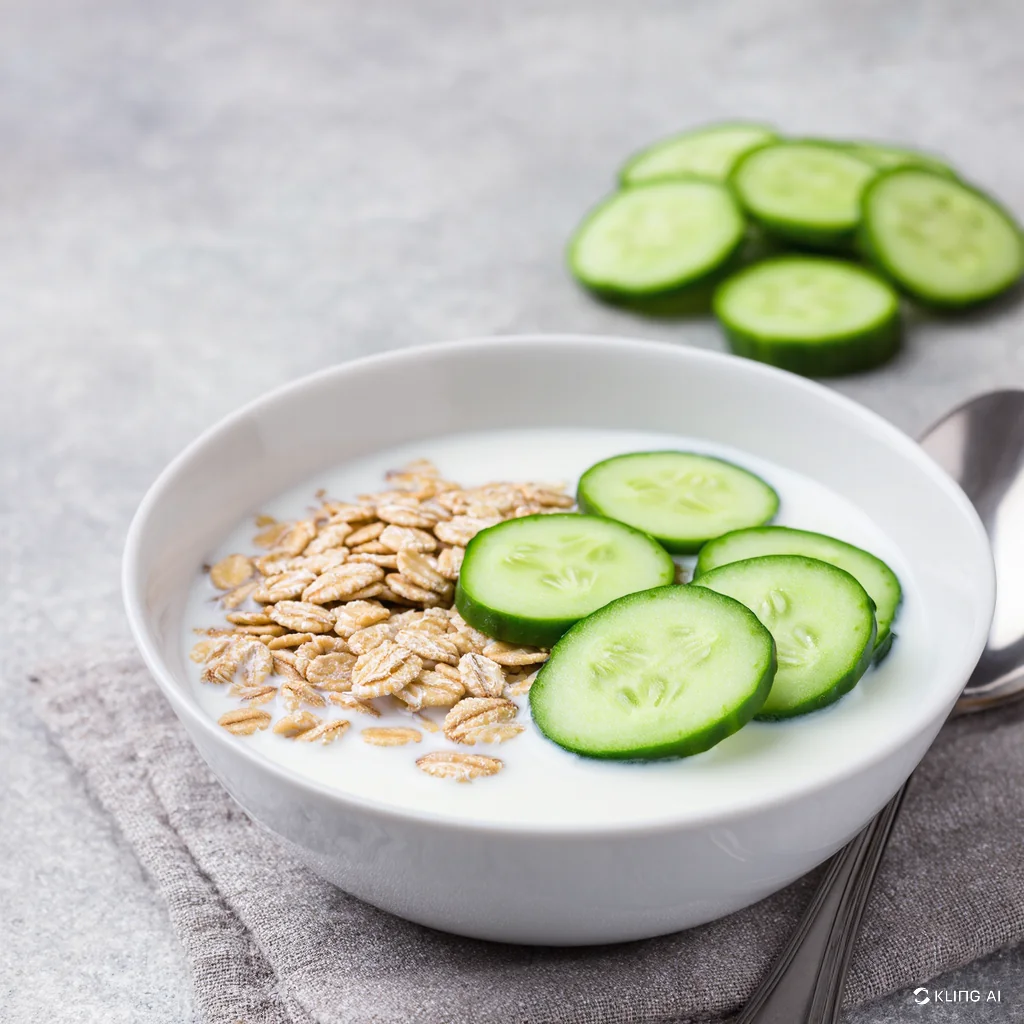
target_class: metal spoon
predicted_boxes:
[737,389,1024,1024]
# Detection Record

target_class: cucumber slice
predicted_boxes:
[842,141,955,178]
[619,121,778,185]
[529,584,775,759]
[567,180,747,297]
[713,256,901,377]
[694,525,902,652]
[577,451,778,554]
[860,169,1024,308]
[731,141,878,248]
[693,555,876,719]
[455,513,674,647]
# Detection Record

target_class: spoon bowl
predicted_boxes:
[921,389,1024,711]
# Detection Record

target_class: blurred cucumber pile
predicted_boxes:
[568,122,1024,377]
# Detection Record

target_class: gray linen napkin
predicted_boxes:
[29,650,1024,1024]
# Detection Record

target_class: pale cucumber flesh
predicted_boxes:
[693,554,876,718]
[456,513,674,647]
[530,585,775,759]
[578,451,778,554]
[861,169,1024,307]
[568,180,746,296]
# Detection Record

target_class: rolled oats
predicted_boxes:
[458,653,506,698]
[273,711,321,738]
[361,727,422,747]
[385,573,448,606]
[444,696,518,744]
[220,581,258,609]
[434,515,501,547]
[393,629,460,665]
[436,546,464,580]
[304,522,352,554]
[209,554,255,590]
[416,751,502,782]
[305,652,357,691]
[504,669,540,697]
[333,600,390,639]
[280,678,328,711]
[296,719,350,745]
[379,524,437,553]
[266,632,314,650]
[295,636,349,677]
[481,641,549,667]
[346,552,399,569]
[327,692,380,716]
[228,683,278,705]
[253,569,319,603]
[344,521,385,547]
[394,670,464,710]
[351,642,423,698]
[347,622,396,655]
[302,564,385,604]
[218,708,271,735]
[226,611,273,626]
[267,601,336,634]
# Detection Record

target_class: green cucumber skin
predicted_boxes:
[577,451,779,554]
[618,120,779,186]
[692,555,877,720]
[859,169,1024,310]
[729,140,878,251]
[455,514,675,648]
[529,584,776,760]
[716,303,902,378]
[872,629,895,664]
[567,179,748,300]
[694,524,902,648]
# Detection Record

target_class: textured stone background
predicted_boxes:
[3,0,1023,1020]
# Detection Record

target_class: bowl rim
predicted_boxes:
[123,333,996,837]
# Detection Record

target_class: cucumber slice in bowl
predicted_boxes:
[713,256,901,377]
[693,555,877,719]
[731,141,877,248]
[567,180,747,298]
[455,514,674,647]
[860,168,1024,308]
[619,121,777,186]
[694,525,902,653]
[578,451,778,554]
[530,585,776,759]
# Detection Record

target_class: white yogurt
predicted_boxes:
[182,427,925,828]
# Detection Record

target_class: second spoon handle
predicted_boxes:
[735,784,909,1024]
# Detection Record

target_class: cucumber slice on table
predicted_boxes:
[619,121,777,185]
[694,525,902,653]
[530,585,776,759]
[455,514,674,647]
[713,256,901,377]
[568,180,747,297]
[860,169,1024,308]
[577,451,778,554]
[842,141,954,177]
[731,141,877,248]
[693,554,876,719]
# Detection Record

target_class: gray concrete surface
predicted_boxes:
[3,0,1024,1020]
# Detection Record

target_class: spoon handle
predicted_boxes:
[735,784,908,1024]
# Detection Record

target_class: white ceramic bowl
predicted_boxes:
[123,335,994,945]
